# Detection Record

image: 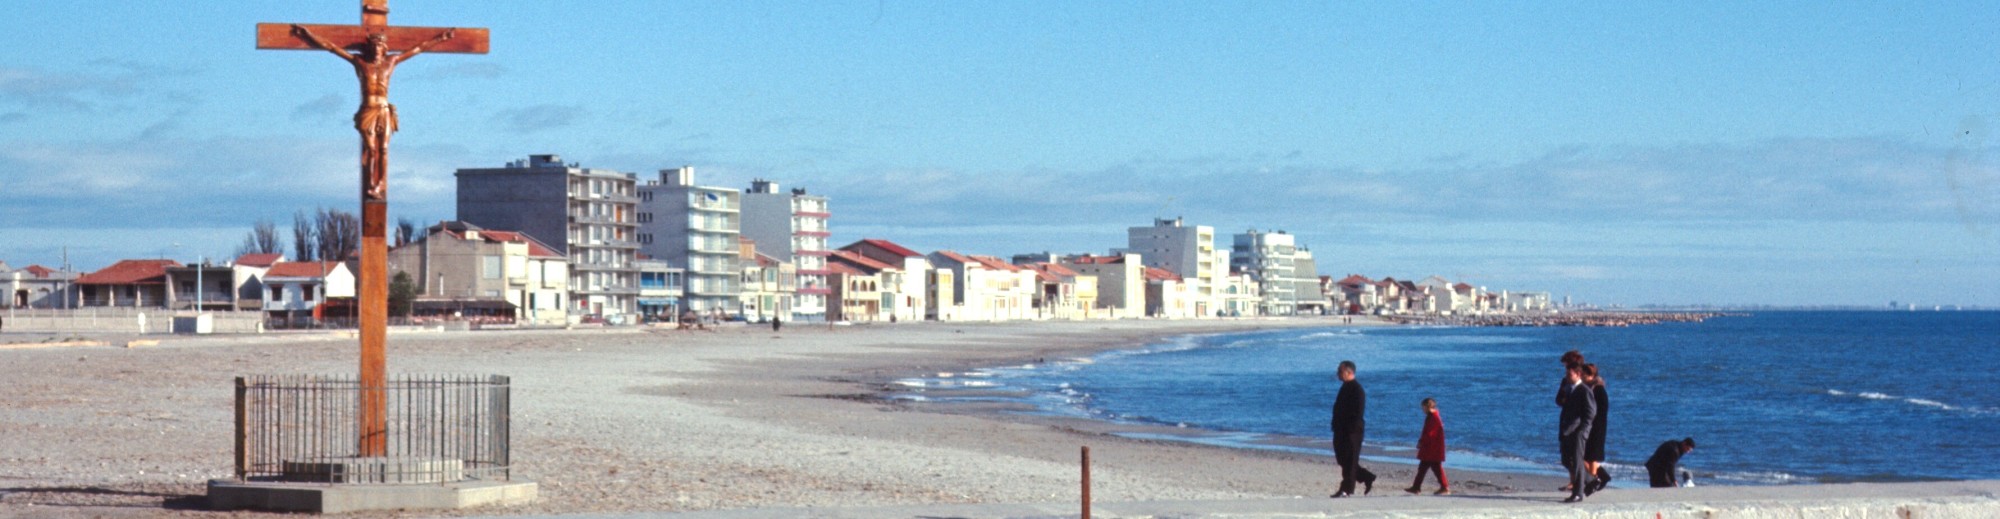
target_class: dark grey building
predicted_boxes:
[456,154,639,320]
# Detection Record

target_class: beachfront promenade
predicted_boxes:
[533,480,2000,518]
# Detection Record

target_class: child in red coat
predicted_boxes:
[1406,397,1451,495]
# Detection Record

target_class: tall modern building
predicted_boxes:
[740,180,830,322]
[1231,229,1305,316]
[636,166,742,314]
[456,154,639,320]
[1122,217,1227,318]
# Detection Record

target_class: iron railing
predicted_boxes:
[234,374,512,483]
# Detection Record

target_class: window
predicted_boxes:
[483,256,502,279]
[271,285,284,301]
[303,284,315,301]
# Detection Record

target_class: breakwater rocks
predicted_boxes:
[1382,312,1732,327]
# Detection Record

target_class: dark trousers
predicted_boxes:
[1563,432,1594,498]
[1647,464,1677,488]
[1412,460,1448,490]
[1333,434,1375,494]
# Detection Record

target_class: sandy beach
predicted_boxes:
[0,318,1600,517]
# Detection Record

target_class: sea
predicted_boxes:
[891,311,2000,486]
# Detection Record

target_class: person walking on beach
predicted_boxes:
[1331,360,1376,497]
[1646,437,1696,488]
[1561,363,1598,503]
[1406,397,1450,495]
[1555,351,1584,490]
[1585,365,1612,493]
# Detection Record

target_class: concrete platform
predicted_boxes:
[207,478,537,514]
[519,480,2000,519]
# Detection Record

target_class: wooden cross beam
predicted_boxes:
[256,0,488,458]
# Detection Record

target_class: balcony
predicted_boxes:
[593,239,640,249]
[578,284,640,295]
[793,210,830,218]
[571,261,628,272]
[687,284,738,297]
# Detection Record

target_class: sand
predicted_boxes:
[0,318,1582,518]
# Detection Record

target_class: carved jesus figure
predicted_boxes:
[291,25,455,200]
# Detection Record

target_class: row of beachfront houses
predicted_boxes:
[4,155,1552,326]
[4,221,1550,327]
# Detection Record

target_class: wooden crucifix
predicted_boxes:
[257,0,488,457]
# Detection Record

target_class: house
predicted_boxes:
[1333,274,1377,315]
[1143,267,1197,319]
[4,263,80,309]
[76,259,178,308]
[838,239,931,323]
[262,261,356,327]
[386,221,569,326]
[1059,253,1144,319]
[927,251,1034,321]
[826,250,892,322]
[738,236,796,323]
[1217,270,1262,317]
[1023,262,1095,320]
[164,261,238,312]
[231,253,284,311]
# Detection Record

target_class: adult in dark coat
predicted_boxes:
[1555,354,1584,487]
[1647,438,1696,487]
[1585,370,1611,492]
[1560,364,1598,503]
[1330,360,1376,497]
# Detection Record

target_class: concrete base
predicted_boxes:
[206,478,536,514]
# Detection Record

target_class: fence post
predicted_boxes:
[1081,445,1091,519]
[234,376,248,479]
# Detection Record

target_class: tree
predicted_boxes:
[234,219,283,257]
[292,210,317,261]
[389,271,417,318]
[395,217,418,247]
[314,208,361,261]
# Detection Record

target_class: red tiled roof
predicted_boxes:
[843,238,923,258]
[234,253,284,267]
[1453,283,1475,292]
[23,265,59,278]
[826,262,869,276]
[969,255,1021,272]
[1065,254,1125,265]
[265,261,342,279]
[931,250,978,266]
[755,253,782,267]
[1143,267,1182,282]
[1032,262,1079,277]
[1339,274,1374,286]
[829,250,892,272]
[76,259,177,285]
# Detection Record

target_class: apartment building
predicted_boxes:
[386,221,570,326]
[740,179,831,322]
[1231,229,1307,316]
[636,166,742,314]
[456,154,639,320]
[1122,217,1227,318]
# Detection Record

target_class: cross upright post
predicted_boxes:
[257,0,488,457]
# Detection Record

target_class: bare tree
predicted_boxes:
[292,210,318,261]
[315,207,362,261]
[395,217,417,247]
[234,219,284,257]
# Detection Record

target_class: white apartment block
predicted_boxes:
[636,166,743,314]
[1123,217,1228,318]
[456,154,639,319]
[1231,229,1310,316]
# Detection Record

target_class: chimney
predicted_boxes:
[661,166,694,186]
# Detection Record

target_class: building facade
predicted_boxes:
[3,262,79,309]
[386,221,570,326]
[1123,218,1226,318]
[1231,229,1308,316]
[740,180,831,322]
[637,166,742,315]
[457,154,639,320]
[839,239,930,323]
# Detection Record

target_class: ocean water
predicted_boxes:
[893,312,2000,485]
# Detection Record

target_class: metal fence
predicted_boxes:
[234,374,512,483]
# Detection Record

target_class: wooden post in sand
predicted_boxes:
[1081,446,1092,519]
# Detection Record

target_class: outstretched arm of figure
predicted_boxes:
[391,28,456,65]
[291,25,359,64]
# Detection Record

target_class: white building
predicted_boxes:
[839,239,931,323]
[456,154,639,320]
[740,179,830,322]
[1122,218,1227,318]
[262,261,355,326]
[637,166,742,315]
[1231,229,1308,316]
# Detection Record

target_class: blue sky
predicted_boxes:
[3,1,1996,306]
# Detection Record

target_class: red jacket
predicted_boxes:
[1418,409,1446,462]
